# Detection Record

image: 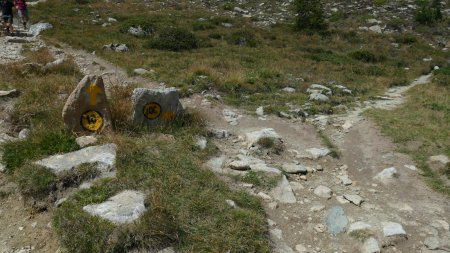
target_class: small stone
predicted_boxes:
[343,194,364,206]
[314,223,326,233]
[361,237,381,253]
[256,106,264,116]
[107,17,117,22]
[0,89,20,98]
[195,136,207,150]
[295,244,307,253]
[429,154,450,165]
[268,219,277,226]
[374,167,398,184]
[314,185,332,199]
[133,68,152,75]
[382,222,407,237]
[223,109,241,125]
[324,206,348,235]
[338,175,352,186]
[431,220,449,231]
[83,190,146,224]
[268,202,279,210]
[62,75,112,133]
[310,204,326,212]
[132,88,184,128]
[304,148,331,160]
[424,237,439,250]
[270,175,296,204]
[245,128,282,149]
[208,129,231,139]
[258,192,272,201]
[226,199,237,209]
[282,87,296,93]
[28,22,53,36]
[309,92,329,102]
[75,136,98,148]
[282,163,307,174]
[369,25,382,34]
[270,228,283,240]
[18,128,30,139]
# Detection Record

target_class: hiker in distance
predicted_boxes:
[0,0,14,35]
[14,0,27,29]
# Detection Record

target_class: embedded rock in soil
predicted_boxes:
[343,194,364,206]
[348,221,372,234]
[324,206,348,235]
[76,136,98,148]
[35,144,116,176]
[245,128,282,149]
[374,167,398,184]
[83,190,146,224]
[270,175,296,204]
[361,237,381,253]
[0,89,20,98]
[382,222,407,237]
[314,185,332,199]
[304,147,331,160]
[281,163,307,174]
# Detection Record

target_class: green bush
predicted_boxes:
[415,0,443,25]
[15,164,57,200]
[227,30,258,47]
[349,50,385,63]
[294,0,327,31]
[146,28,199,51]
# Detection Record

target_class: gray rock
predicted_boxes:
[338,175,353,186]
[128,26,147,36]
[369,25,382,33]
[304,147,331,160]
[374,167,398,184]
[223,109,241,125]
[324,206,348,235]
[310,204,326,212]
[83,190,146,224]
[361,237,381,253]
[431,220,449,231]
[309,92,329,102]
[295,244,307,253]
[18,128,30,139]
[228,160,251,171]
[245,128,282,149]
[249,162,281,174]
[0,89,20,98]
[131,88,184,128]
[307,84,332,96]
[35,144,116,176]
[76,136,98,148]
[195,136,207,150]
[429,155,450,165]
[270,175,296,204]
[278,111,291,119]
[222,22,233,28]
[343,194,364,206]
[62,75,112,133]
[256,106,264,116]
[314,185,332,199]
[382,222,407,237]
[207,129,231,139]
[133,68,152,75]
[44,58,64,70]
[226,199,237,208]
[103,43,129,52]
[290,181,304,191]
[282,163,307,174]
[28,22,53,36]
[348,221,372,234]
[107,17,117,22]
[424,237,440,250]
[282,87,296,93]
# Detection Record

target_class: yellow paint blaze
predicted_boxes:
[86,83,102,106]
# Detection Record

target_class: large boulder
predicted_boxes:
[132,88,184,128]
[62,75,112,133]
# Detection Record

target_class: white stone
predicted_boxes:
[195,136,207,150]
[28,22,53,36]
[228,160,251,171]
[295,244,307,253]
[348,222,372,234]
[304,148,331,160]
[257,192,272,201]
[256,106,265,116]
[18,128,30,139]
[35,144,116,176]
[382,222,407,237]
[245,128,281,148]
[223,109,241,125]
[226,199,237,208]
[83,190,146,224]
[76,136,98,148]
[361,237,381,253]
[314,185,332,199]
[309,92,329,102]
[282,87,296,93]
[374,167,398,184]
[369,25,382,34]
[133,68,152,75]
[270,175,296,204]
[343,194,364,206]
[429,154,450,165]
[338,175,353,186]
[282,163,307,174]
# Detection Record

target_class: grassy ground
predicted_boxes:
[366,66,450,195]
[0,49,270,252]
[31,0,447,115]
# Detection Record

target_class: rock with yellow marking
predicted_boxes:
[62,75,112,133]
[132,87,184,128]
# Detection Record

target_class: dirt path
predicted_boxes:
[0,21,449,253]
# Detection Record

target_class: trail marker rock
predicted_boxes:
[62,75,112,133]
[132,88,183,128]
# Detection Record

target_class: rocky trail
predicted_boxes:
[0,15,449,253]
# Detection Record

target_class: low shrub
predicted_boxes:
[15,164,57,200]
[349,50,385,63]
[294,0,327,31]
[146,28,199,51]
[415,0,443,25]
[227,30,258,47]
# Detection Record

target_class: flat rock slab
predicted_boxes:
[245,128,282,148]
[83,190,146,224]
[324,206,348,235]
[304,147,331,160]
[344,194,364,206]
[270,175,296,204]
[132,88,184,128]
[35,144,116,175]
[348,221,372,234]
[361,237,381,253]
[282,163,307,174]
[382,222,407,237]
[62,75,112,133]
[314,185,332,199]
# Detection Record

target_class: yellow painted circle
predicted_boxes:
[81,111,104,132]
[143,102,161,120]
